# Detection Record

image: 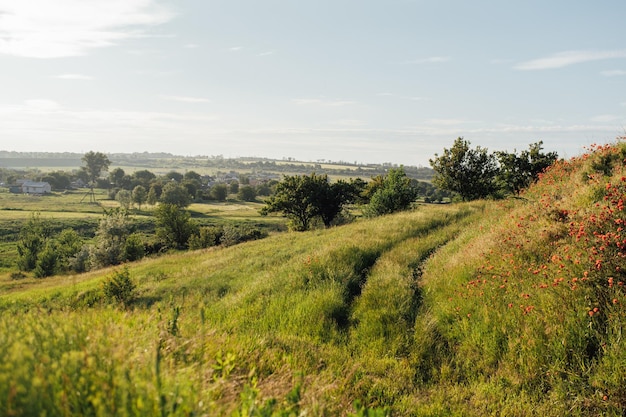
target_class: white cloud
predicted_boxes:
[515,50,626,70]
[160,95,211,103]
[51,73,94,80]
[229,46,243,51]
[0,0,175,58]
[257,51,274,57]
[292,98,356,107]
[183,43,199,49]
[23,99,62,110]
[601,69,626,77]
[591,114,622,123]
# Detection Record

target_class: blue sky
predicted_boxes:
[0,0,625,166]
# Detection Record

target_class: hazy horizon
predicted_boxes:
[1,0,625,166]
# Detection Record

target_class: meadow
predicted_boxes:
[0,187,284,276]
[1,142,626,416]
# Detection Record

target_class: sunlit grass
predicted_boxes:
[3,141,626,415]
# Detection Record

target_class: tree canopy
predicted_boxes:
[429,137,499,201]
[365,167,417,216]
[496,141,558,195]
[430,138,559,200]
[81,151,111,186]
[260,173,360,231]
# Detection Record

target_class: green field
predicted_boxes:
[0,187,285,276]
[1,143,626,415]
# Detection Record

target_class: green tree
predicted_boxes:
[365,167,417,216]
[42,171,71,190]
[155,203,197,249]
[81,151,111,203]
[88,209,133,269]
[146,185,159,205]
[123,233,145,262]
[497,141,558,195]
[238,185,257,202]
[33,241,59,278]
[160,181,192,207]
[131,185,147,209]
[109,168,126,188]
[183,170,202,181]
[210,184,228,201]
[260,173,356,230]
[56,229,84,271]
[115,189,132,210]
[16,213,52,271]
[430,137,499,201]
[132,169,156,188]
[81,151,110,186]
[165,171,184,182]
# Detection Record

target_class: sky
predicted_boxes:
[0,0,625,167]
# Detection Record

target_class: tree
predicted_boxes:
[81,151,111,203]
[497,141,558,195]
[115,189,132,210]
[260,173,356,230]
[365,167,417,216]
[155,203,197,249]
[146,186,159,205]
[238,185,257,202]
[33,241,59,278]
[210,184,228,201]
[16,213,52,271]
[131,185,147,209]
[165,171,184,182]
[81,151,110,186]
[132,169,156,188]
[183,170,202,181]
[160,181,192,207]
[316,179,363,227]
[56,229,84,271]
[109,168,126,188]
[88,209,133,269]
[430,137,499,201]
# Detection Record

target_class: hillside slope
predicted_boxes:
[1,141,625,416]
[414,141,626,415]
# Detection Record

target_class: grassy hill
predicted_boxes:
[1,141,626,416]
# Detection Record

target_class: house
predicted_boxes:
[21,181,51,194]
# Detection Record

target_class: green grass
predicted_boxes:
[0,190,284,275]
[2,141,626,415]
[0,203,481,416]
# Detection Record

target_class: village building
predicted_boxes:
[20,181,51,194]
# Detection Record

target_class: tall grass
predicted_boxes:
[3,139,626,416]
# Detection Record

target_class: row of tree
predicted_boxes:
[260,167,427,231]
[429,138,558,201]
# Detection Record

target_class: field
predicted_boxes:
[0,187,285,276]
[1,143,626,415]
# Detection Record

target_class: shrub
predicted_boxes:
[124,232,145,262]
[33,242,59,278]
[220,225,267,247]
[188,226,224,250]
[102,267,136,307]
